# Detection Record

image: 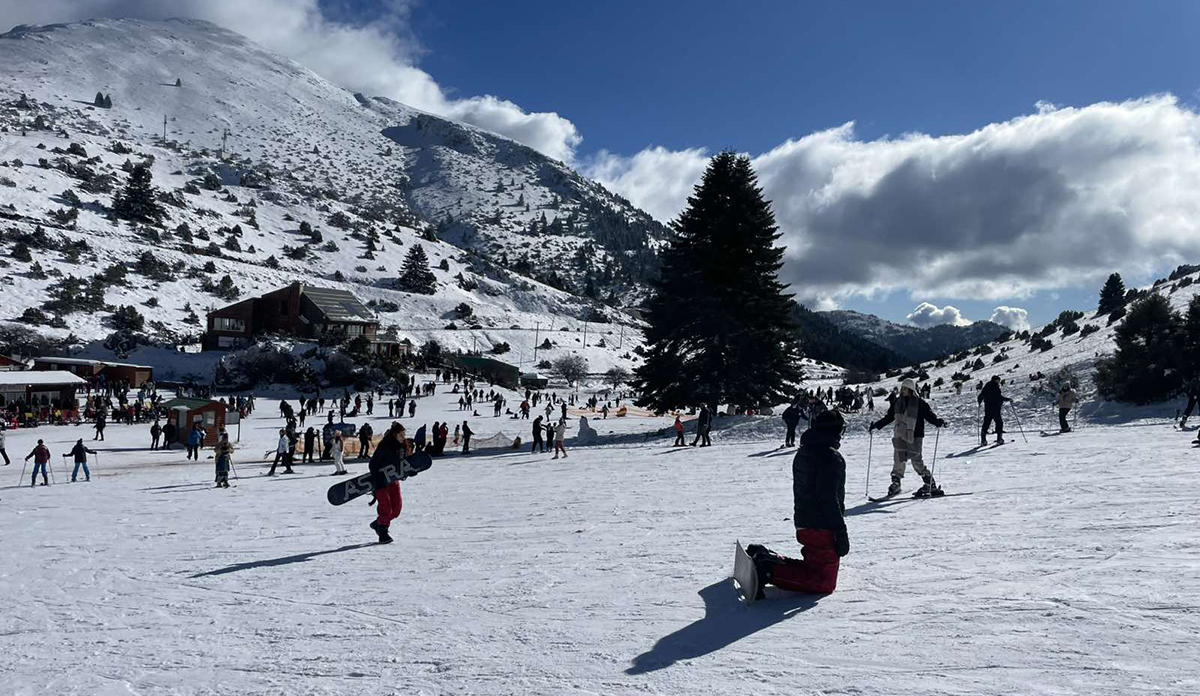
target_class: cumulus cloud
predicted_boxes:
[906,302,970,328]
[989,306,1030,332]
[0,0,581,161]
[590,96,1200,303]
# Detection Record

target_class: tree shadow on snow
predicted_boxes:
[189,543,376,578]
[626,580,821,675]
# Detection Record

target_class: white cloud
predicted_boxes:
[906,302,970,328]
[989,306,1030,332]
[0,0,582,161]
[591,96,1200,304]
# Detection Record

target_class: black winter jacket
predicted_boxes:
[792,428,846,532]
[872,396,943,439]
[978,380,1009,413]
[368,434,404,492]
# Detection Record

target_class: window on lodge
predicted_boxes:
[213,317,246,332]
[345,324,365,337]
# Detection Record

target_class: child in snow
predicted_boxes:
[870,378,946,497]
[69,439,95,482]
[745,410,849,598]
[213,433,233,488]
[673,416,686,447]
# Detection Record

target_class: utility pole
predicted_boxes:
[532,322,540,364]
[618,323,625,350]
[221,128,229,158]
[582,320,589,350]
[162,115,167,141]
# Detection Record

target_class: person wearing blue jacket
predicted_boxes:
[186,424,204,461]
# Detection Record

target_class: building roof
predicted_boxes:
[300,285,375,323]
[162,397,224,410]
[34,357,153,369]
[0,371,87,387]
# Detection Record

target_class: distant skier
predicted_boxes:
[368,422,406,544]
[94,412,106,441]
[268,429,295,475]
[213,433,233,488]
[691,405,712,447]
[869,378,946,497]
[745,410,848,598]
[978,375,1010,445]
[782,402,802,448]
[69,439,95,482]
[461,421,473,454]
[25,439,51,486]
[1056,384,1077,433]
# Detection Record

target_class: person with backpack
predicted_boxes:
[69,439,96,482]
[782,402,802,448]
[213,433,233,488]
[869,378,947,498]
[25,439,51,486]
[744,410,849,598]
[978,375,1010,445]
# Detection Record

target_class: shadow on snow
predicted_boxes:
[189,543,376,578]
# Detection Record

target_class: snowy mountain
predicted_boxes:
[0,18,664,376]
[822,309,1008,364]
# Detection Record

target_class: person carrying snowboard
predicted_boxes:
[213,433,233,488]
[869,378,946,497]
[69,439,95,482]
[745,410,849,598]
[782,402,802,448]
[368,422,407,544]
[25,439,51,486]
[978,375,1009,445]
[1057,383,1077,433]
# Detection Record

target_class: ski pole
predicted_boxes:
[18,458,28,485]
[1009,402,1028,443]
[928,426,941,484]
[865,429,873,499]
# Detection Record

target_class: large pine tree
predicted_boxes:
[112,165,165,224]
[1095,294,1183,403]
[1097,272,1126,315]
[398,244,437,294]
[634,152,804,411]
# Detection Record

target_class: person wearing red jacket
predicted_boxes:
[746,410,848,598]
[25,439,51,487]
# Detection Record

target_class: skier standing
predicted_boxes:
[267,429,295,475]
[869,378,946,497]
[25,439,51,486]
[782,402,801,448]
[745,410,848,598]
[331,431,347,475]
[213,433,233,488]
[368,422,406,544]
[978,375,1010,445]
[69,439,95,482]
[1057,384,1077,433]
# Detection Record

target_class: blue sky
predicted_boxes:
[9,0,1200,329]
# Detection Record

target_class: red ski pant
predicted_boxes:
[375,482,402,528]
[769,528,840,595]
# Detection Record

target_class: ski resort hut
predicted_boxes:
[457,356,520,388]
[32,357,154,388]
[520,372,548,389]
[0,371,85,424]
[162,397,227,446]
[202,282,380,350]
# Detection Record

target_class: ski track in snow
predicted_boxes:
[1,381,1197,695]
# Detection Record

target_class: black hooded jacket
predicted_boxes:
[978,380,1009,414]
[368,433,405,491]
[792,428,846,532]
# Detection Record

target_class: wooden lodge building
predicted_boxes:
[203,282,408,356]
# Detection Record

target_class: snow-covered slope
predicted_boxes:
[0,18,660,373]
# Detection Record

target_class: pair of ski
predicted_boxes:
[867,487,950,503]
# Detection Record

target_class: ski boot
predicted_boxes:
[886,476,902,497]
[980,435,988,446]
[996,436,1006,445]
[913,476,944,498]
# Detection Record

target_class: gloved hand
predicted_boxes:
[834,529,850,557]
[936,418,947,428]
[867,423,876,432]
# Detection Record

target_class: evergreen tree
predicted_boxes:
[113,165,165,224]
[94,91,105,107]
[1181,295,1200,379]
[634,152,804,411]
[1095,294,1183,403]
[398,244,437,294]
[1098,272,1126,315]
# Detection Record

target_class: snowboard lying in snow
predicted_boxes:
[326,452,433,506]
[732,541,760,604]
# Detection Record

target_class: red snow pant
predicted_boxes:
[375,482,403,528]
[769,528,840,595]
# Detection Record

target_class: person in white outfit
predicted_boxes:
[331,431,347,475]
[552,418,568,459]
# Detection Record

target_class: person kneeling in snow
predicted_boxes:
[746,410,848,598]
[368,422,406,544]
[870,378,946,497]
